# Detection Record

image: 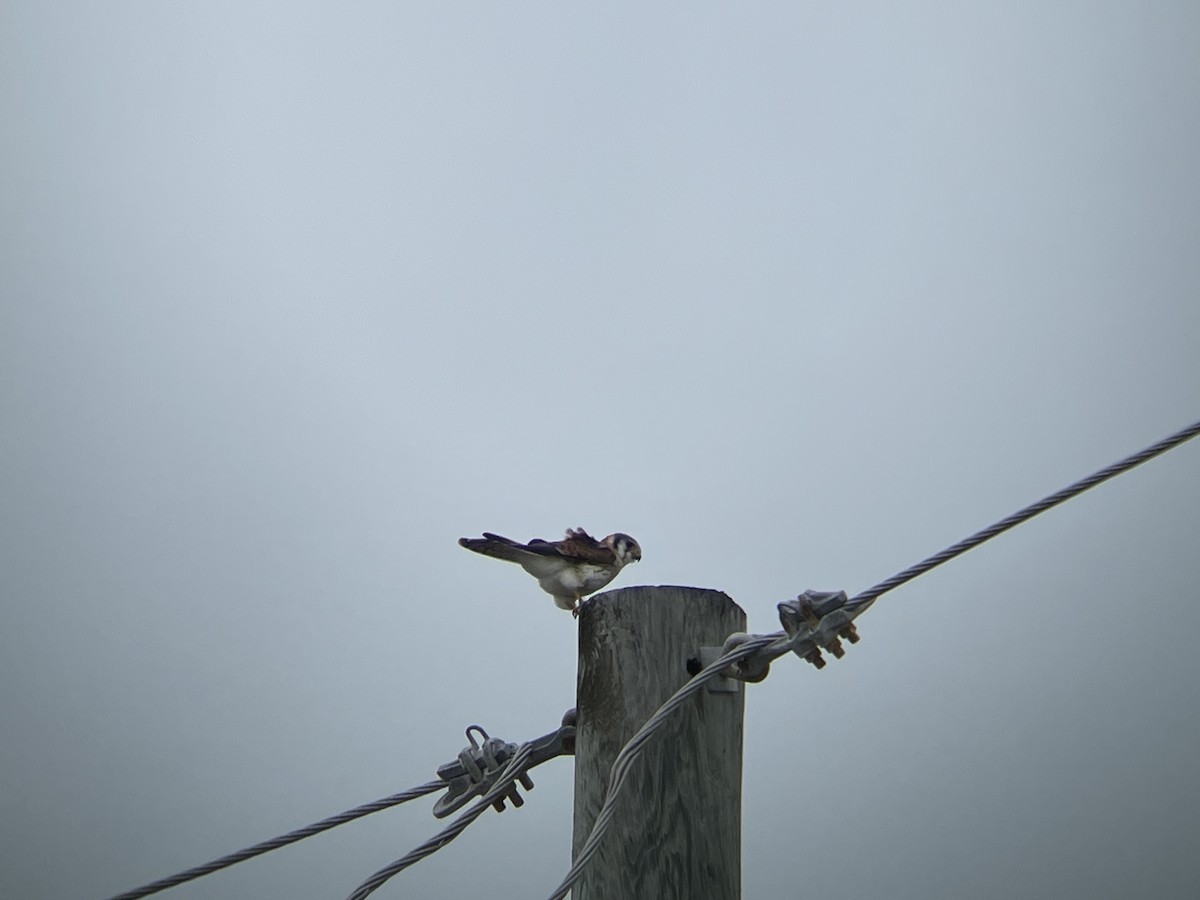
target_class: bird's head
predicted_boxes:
[605,533,642,566]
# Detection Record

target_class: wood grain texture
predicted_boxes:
[572,586,746,900]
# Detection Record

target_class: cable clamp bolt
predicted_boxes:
[432,709,576,818]
[777,589,861,669]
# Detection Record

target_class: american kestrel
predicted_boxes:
[458,527,642,616]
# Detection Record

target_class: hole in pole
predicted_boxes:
[685,657,702,676]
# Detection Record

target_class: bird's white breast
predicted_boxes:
[539,562,619,597]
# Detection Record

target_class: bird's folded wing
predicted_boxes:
[552,532,617,564]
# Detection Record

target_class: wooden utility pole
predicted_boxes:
[572,586,746,900]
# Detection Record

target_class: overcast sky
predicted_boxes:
[3,3,1199,899]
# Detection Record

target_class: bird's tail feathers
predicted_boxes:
[459,533,532,563]
[481,532,522,546]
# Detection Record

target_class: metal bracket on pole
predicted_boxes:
[698,646,742,692]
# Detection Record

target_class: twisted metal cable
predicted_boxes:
[547,417,1200,900]
[106,781,443,900]
[344,743,536,900]
[848,417,1200,611]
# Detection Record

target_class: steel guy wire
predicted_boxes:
[546,417,1200,900]
[105,781,443,900]
[344,743,536,900]
[847,417,1200,613]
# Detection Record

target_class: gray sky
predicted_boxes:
[3,3,1199,899]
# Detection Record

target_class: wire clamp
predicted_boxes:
[432,709,576,818]
[704,632,774,685]
[778,589,861,669]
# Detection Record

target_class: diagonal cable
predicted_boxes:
[104,781,443,900]
[848,417,1200,611]
[546,417,1200,900]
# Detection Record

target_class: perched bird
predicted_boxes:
[458,527,642,616]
